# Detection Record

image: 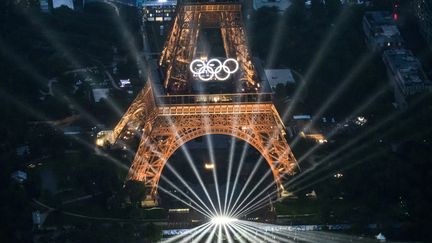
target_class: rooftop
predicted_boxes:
[139,0,177,7]
[264,69,296,89]
[92,88,110,102]
[53,0,74,9]
[383,49,431,87]
[364,11,395,27]
[364,11,403,44]
[253,0,292,11]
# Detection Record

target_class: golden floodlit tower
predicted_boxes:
[99,0,299,206]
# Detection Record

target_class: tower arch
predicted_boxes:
[127,111,297,206]
[102,0,300,207]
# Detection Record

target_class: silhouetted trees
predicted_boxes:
[124,180,147,207]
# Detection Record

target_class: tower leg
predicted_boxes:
[141,194,158,207]
[280,185,295,199]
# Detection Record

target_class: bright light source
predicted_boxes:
[204,163,215,170]
[355,116,367,126]
[119,79,131,88]
[210,216,238,225]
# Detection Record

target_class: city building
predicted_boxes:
[39,0,50,12]
[110,0,135,6]
[362,11,404,52]
[53,0,74,9]
[32,211,42,227]
[264,69,295,90]
[62,126,82,135]
[137,0,177,22]
[382,48,432,107]
[11,170,28,183]
[287,115,311,137]
[339,0,370,5]
[414,0,432,50]
[253,0,291,12]
[91,88,110,102]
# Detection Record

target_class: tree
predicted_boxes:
[124,180,146,207]
[144,223,162,242]
[274,83,287,99]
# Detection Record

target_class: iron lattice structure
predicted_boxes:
[159,2,259,94]
[109,1,298,206]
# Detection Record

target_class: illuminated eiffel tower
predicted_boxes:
[99,0,299,206]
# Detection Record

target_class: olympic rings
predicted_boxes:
[190,58,239,81]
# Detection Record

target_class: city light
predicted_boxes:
[204,162,215,170]
[95,130,113,147]
[355,116,367,126]
[119,79,130,87]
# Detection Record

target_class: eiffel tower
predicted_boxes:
[98,0,299,206]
